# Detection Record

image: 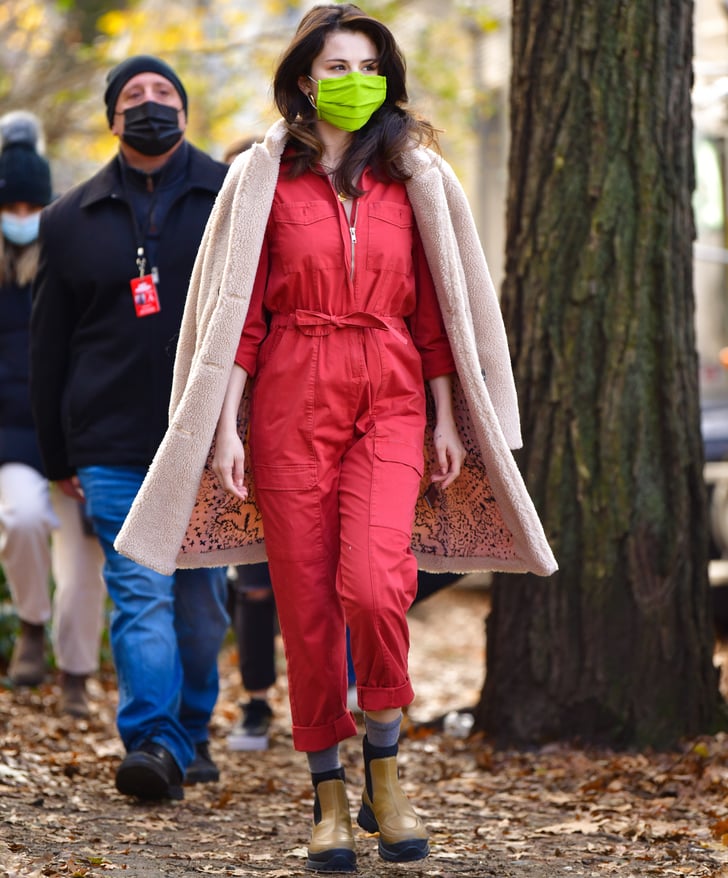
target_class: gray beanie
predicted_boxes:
[0,111,52,207]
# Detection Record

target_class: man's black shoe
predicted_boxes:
[115,742,184,801]
[185,741,220,785]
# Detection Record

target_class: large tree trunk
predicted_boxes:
[476,0,725,748]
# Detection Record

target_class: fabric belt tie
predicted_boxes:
[272,310,408,341]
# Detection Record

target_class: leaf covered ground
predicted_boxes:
[2,583,728,878]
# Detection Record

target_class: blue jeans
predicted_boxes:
[77,465,228,771]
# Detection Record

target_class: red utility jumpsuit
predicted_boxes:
[235,159,455,752]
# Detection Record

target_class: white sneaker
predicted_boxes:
[227,699,272,751]
[346,685,362,714]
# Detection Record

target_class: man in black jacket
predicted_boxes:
[30,56,229,801]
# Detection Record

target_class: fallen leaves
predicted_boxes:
[2,586,728,877]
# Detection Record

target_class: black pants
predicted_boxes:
[414,571,462,604]
[227,562,277,693]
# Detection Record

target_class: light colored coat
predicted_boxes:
[115,120,557,579]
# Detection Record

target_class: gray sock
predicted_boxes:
[306,744,341,776]
[364,713,402,749]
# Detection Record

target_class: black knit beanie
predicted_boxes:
[104,55,188,127]
[0,112,52,207]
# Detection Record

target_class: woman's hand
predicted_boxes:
[428,373,466,490]
[431,415,466,489]
[212,428,248,500]
[212,363,249,500]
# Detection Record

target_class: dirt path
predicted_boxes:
[3,583,728,877]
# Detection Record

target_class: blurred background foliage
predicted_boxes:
[0,0,503,191]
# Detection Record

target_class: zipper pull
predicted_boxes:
[350,226,357,245]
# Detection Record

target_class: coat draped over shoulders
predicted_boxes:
[115,119,557,579]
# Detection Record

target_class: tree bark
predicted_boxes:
[477,0,725,748]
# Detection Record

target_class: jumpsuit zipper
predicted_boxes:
[349,201,358,281]
[332,177,359,282]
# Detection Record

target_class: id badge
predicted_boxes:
[130,274,161,317]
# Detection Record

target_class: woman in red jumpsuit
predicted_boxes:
[213,5,465,872]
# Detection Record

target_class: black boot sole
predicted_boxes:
[305,847,357,873]
[357,802,430,862]
[184,765,220,785]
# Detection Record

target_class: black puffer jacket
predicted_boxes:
[30,142,227,481]
[0,272,42,472]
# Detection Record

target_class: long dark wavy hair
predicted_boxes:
[273,3,438,198]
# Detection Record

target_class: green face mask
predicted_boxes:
[309,71,387,132]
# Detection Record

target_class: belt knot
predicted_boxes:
[290,310,394,337]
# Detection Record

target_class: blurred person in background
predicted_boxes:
[30,56,229,801]
[0,111,105,718]
[225,562,277,751]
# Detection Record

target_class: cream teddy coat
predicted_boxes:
[115,119,557,579]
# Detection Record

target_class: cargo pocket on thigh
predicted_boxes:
[253,463,321,560]
[370,439,424,534]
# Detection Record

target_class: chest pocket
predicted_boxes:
[366,201,414,275]
[270,201,341,275]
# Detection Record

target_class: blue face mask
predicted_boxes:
[2,211,41,246]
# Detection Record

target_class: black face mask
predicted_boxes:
[122,101,183,156]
